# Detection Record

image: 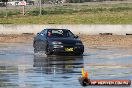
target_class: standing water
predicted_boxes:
[0,43,131,88]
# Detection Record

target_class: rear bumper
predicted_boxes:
[49,44,84,55]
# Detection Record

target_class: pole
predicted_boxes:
[23,5,25,15]
[22,0,25,16]
[39,0,42,15]
[5,1,7,17]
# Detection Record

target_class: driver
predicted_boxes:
[48,31,52,37]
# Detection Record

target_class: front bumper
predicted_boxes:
[49,44,84,54]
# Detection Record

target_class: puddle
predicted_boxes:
[0,43,131,88]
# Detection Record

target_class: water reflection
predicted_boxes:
[0,66,19,87]
[33,55,84,74]
[0,55,84,88]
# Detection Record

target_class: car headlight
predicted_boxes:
[52,41,62,44]
[75,42,82,45]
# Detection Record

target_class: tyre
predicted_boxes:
[33,41,41,53]
[34,48,39,53]
[45,45,52,55]
[75,52,83,56]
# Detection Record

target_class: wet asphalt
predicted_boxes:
[0,43,132,88]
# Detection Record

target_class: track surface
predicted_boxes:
[0,43,132,88]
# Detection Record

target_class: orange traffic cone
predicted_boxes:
[79,68,131,86]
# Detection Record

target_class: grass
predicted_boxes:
[0,2,132,24]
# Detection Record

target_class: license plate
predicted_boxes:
[65,48,73,52]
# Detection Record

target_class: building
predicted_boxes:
[7,0,33,6]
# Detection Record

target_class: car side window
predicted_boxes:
[40,29,47,36]
[43,30,47,35]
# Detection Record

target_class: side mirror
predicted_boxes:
[74,35,79,38]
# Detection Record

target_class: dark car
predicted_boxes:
[33,29,84,55]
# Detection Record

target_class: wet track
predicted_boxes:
[0,43,132,88]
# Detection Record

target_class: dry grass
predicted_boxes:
[80,34,132,47]
[1,34,132,48]
[0,2,132,24]
[0,34,34,43]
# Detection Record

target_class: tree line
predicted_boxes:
[0,0,128,3]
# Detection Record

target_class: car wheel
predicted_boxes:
[76,53,83,56]
[33,41,41,53]
[34,48,39,53]
[33,41,37,53]
[45,45,52,55]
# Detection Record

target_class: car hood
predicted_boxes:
[48,38,83,45]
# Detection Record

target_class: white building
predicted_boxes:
[7,0,30,6]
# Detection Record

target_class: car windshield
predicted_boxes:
[47,29,75,38]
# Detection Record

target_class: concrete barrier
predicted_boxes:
[0,24,132,35]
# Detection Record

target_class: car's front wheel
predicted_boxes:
[75,52,83,56]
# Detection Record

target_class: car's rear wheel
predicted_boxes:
[45,45,52,55]
[34,48,39,53]
[34,41,38,53]
[33,41,42,53]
